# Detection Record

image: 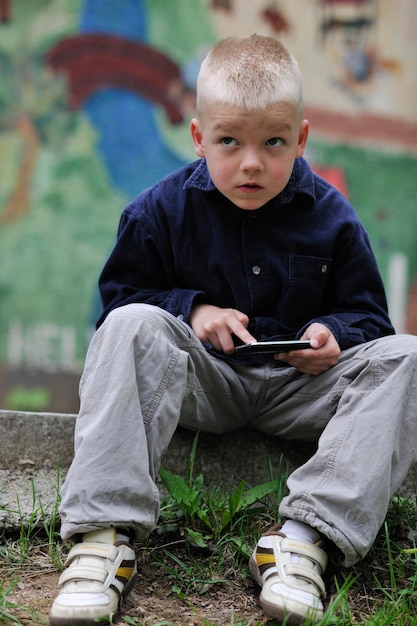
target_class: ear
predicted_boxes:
[296,119,309,158]
[190,118,205,158]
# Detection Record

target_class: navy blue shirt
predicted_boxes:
[98,157,394,356]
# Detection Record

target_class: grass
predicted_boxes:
[1,439,417,625]
[151,436,417,625]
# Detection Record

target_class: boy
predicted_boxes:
[49,35,417,625]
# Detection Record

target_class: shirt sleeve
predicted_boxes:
[96,202,206,328]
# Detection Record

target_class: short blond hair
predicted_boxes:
[196,34,303,117]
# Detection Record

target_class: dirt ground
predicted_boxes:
[3,519,277,626]
[7,554,268,625]
[5,547,399,626]
[5,514,417,626]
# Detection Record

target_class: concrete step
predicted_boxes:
[1,410,416,532]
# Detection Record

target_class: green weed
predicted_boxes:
[1,468,63,567]
[159,431,287,555]
[0,575,36,625]
[2,437,417,625]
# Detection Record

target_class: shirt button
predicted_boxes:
[252,265,261,275]
[321,264,328,273]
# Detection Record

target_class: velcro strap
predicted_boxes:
[279,538,328,571]
[285,563,327,597]
[59,565,107,586]
[65,542,119,567]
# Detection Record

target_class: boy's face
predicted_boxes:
[190,103,309,211]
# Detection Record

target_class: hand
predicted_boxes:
[274,322,340,375]
[190,304,256,354]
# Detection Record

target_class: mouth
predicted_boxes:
[239,182,263,192]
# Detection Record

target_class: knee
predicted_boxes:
[376,333,417,361]
[105,303,159,323]
[105,303,183,329]
[103,303,193,343]
[98,304,166,338]
[395,333,417,358]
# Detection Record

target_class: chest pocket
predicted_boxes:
[280,255,332,328]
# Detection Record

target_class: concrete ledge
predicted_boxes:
[0,410,316,475]
[1,410,76,469]
[1,410,416,531]
[0,410,314,531]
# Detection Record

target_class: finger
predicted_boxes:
[226,315,255,346]
[215,327,237,354]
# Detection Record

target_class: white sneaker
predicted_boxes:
[249,525,328,625]
[49,528,137,625]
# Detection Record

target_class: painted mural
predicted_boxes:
[0,0,416,411]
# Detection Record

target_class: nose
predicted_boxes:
[240,147,263,173]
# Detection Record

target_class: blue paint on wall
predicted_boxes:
[80,0,147,41]
[80,0,186,198]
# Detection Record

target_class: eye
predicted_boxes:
[266,137,284,147]
[221,136,238,146]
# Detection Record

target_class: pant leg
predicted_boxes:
[255,334,417,567]
[59,303,259,540]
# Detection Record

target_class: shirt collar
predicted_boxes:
[183,157,316,207]
[183,159,217,192]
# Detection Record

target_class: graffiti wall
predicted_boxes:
[1,0,416,411]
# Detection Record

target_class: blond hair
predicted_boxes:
[196,34,303,117]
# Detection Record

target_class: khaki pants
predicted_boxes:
[59,304,417,567]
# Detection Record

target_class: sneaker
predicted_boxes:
[249,525,328,625]
[49,528,137,626]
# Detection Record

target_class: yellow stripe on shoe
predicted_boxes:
[255,551,276,567]
[117,565,136,581]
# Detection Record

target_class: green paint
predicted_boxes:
[308,138,417,285]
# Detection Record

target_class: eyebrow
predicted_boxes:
[211,120,238,132]
[212,120,293,134]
